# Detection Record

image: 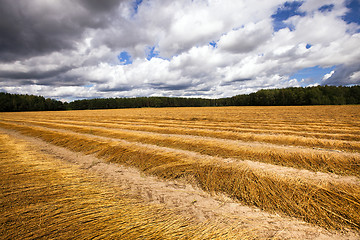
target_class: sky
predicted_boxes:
[0,0,359,101]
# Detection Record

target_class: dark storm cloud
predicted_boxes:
[197,86,213,92]
[220,78,252,86]
[0,73,89,87]
[149,82,191,91]
[0,66,72,80]
[0,0,125,62]
[0,79,35,86]
[79,0,123,12]
[322,64,360,85]
[98,85,132,92]
[36,76,89,86]
[231,78,253,83]
[0,0,75,61]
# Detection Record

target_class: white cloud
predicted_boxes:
[350,71,360,81]
[290,12,348,45]
[323,70,335,80]
[1,0,359,101]
[137,0,285,58]
[299,0,345,12]
[218,20,273,53]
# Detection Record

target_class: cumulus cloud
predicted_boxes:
[0,0,120,61]
[0,0,359,101]
[323,70,335,81]
[218,21,273,53]
[322,64,360,85]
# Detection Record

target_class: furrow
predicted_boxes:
[0,132,241,239]
[8,116,360,139]
[27,118,360,151]
[2,120,359,186]
[0,121,359,231]
[6,119,360,177]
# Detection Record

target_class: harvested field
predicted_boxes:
[1,105,359,239]
[0,132,243,239]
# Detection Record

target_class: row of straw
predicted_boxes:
[0,133,244,239]
[11,120,360,177]
[14,117,360,151]
[0,122,359,230]
[4,114,360,144]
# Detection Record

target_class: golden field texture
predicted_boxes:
[0,105,359,235]
[0,133,244,239]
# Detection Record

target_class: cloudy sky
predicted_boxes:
[0,0,359,101]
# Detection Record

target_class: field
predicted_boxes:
[1,105,359,239]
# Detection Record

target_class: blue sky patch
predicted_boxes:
[146,46,160,60]
[118,51,132,65]
[306,44,312,49]
[209,41,217,48]
[271,1,306,31]
[133,0,143,14]
[342,0,360,25]
[318,4,334,12]
[290,65,336,85]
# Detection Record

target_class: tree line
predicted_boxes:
[221,85,360,106]
[0,92,66,112]
[1,85,359,112]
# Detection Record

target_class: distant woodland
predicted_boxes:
[1,85,359,112]
[0,93,66,112]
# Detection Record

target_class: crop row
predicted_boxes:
[4,119,359,177]
[0,132,242,239]
[0,121,359,230]
[6,114,360,140]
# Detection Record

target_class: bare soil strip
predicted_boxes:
[1,128,359,240]
[18,118,360,153]
[0,131,239,239]
[3,120,359,179]
[1,120,360,228]
[5,117,360,142]
[1,122,359,186]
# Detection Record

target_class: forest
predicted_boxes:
[0,92,66,112]
[1,85,359,112]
